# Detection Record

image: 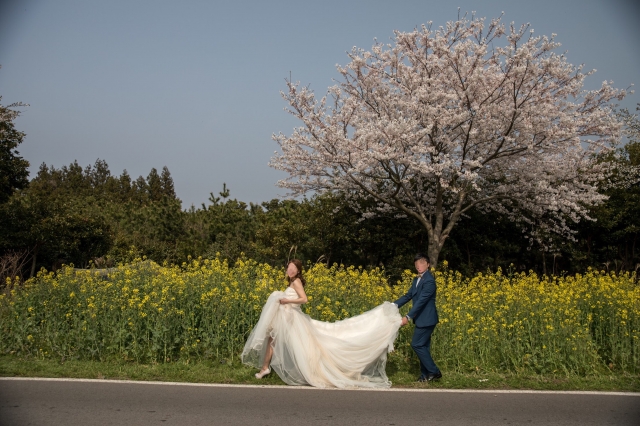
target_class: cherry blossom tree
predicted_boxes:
[271,14,628,266]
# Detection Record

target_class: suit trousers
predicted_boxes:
[411,324,439,377]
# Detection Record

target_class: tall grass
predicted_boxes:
[1,258,638,375]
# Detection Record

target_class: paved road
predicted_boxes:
[0,378,638,426]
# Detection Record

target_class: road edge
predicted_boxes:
[1,377,638,396]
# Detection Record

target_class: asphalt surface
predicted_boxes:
[0,378,638,426]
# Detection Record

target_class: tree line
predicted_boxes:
[0,152,637,282]
[1,103,639,282]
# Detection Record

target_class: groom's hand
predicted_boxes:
[401,316,409,326]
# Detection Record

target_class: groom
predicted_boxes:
[395,253,442,382]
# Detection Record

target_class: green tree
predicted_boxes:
[0,96,29,203]
[0,187,112,275]
[146,168,163,201]
[570,106,640,273]
[160,166,176,198]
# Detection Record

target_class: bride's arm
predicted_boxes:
[280,279,308,304]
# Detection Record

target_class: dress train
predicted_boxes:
[241,287,402,388]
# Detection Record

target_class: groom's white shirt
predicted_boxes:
[415,274,423,287]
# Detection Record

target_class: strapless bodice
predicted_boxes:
[284,287,297,297]
[283,287,301,310]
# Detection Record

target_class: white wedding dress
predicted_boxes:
[241,286,402,388]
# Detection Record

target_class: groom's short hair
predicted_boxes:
[414,253,430,264]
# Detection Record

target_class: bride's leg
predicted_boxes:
[262,337,273,371]
[256,337,273,378]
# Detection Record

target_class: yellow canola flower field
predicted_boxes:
[1,258,638,375]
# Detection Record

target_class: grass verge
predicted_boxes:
[1,355,638,391]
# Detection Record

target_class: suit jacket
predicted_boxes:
[394,270,439,327]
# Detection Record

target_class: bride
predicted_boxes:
[241,259,402,389]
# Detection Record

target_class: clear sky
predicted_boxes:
[1,0,639,208]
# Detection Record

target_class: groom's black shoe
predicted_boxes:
[426,372,442,382]
[417,375,428,382]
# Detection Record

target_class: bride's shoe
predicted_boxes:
[255,368,271,379]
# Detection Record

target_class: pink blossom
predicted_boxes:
[271,14,627,265]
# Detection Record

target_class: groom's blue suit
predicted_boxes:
[394,270,440,378]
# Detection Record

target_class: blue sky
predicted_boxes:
[1,0,638,207]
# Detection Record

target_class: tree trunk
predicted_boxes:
[406,187,463,269]
[427,237,444,268]
[420,217,453,268]
[29,246,38,278]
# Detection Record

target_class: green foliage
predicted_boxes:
[0,97,29,204]
[0,159,180,274]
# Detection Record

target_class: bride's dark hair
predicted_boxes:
[287,259,306,287]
